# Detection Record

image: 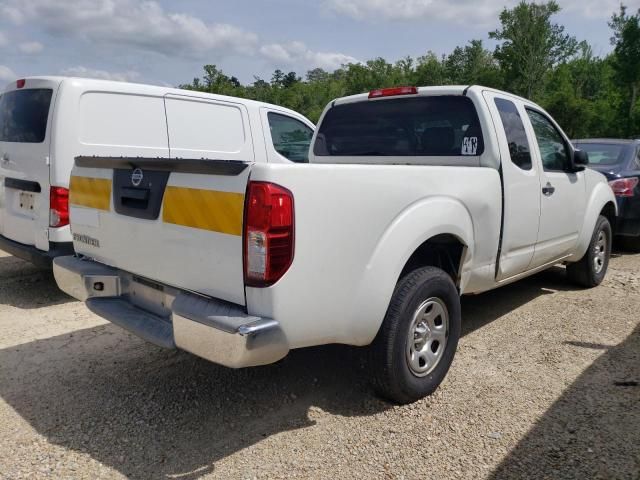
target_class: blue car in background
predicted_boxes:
[573,139,640,249]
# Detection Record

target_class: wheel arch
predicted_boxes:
[351,196,474,346]
[398,234,468,290]
[570,181,617,262]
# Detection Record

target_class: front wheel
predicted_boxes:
[369,266,461,404]
[567,215,612,288]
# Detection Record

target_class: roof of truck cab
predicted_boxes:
[5,76,306,118]
[332,85,533,107]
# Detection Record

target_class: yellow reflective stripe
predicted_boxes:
[69,176,111,211]
[162,186,245,236]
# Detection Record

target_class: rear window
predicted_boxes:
[574,142,633,167]
[314,96,484,157]
[0,89,53,143]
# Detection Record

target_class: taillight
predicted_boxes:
[244,181,294,287]
[50,186,69,227]
[16,79,25,89]
[368,86,418,99]
[609,178,638,197]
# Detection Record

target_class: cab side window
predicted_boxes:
[494,98,532,170]
[267,112,313,163]
[526,109,570,172]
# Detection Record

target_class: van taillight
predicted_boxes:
[609,178,638,197]
[243,181,294,287]
[16,79,25,89]
[50,187,69,228]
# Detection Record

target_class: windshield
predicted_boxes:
[314,96,484,157]
[574,142,634,167]
[0,88,53,143]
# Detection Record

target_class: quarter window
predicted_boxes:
[526,109,570,172]
[494,98,532,170]
[267,112,313,163]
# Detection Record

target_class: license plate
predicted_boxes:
[19,192,34,211]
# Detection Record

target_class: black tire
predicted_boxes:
[567,215,612,288]
[369,266,461,404]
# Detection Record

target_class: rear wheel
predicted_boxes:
[567,215,612,288]
[369,266,461,404]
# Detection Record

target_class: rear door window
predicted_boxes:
[314,96,484,157]
[494,98,532,170]
[0,89,53,143]
[267,112,313,163]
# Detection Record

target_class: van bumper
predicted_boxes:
[0,234,74,268]
[52,255,289,368]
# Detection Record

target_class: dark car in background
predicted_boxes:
[573,139,640,249]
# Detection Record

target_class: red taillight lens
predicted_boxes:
[244,181,294,287]
[16,79,25,89]
[50,186,69,227]
[609,177,638,197]
[368,86,418,99]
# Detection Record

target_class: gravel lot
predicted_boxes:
[0,248,638,480]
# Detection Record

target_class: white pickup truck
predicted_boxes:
[53,85,616,404]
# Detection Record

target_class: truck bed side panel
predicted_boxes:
[246,163,502,348]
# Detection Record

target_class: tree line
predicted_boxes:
[179,1,640,139]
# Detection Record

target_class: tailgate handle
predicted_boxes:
[120,187,150,209]
[4,177,41,193]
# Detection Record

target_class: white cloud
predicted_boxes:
[324,0,640,24]
[0,65,16,82]
[260,41,358,70]
[60,66,141,83]
[0,4,23,24]
[18,41,43,54]
[1,0,258,58]
[562,0,640,19]
[0,0,359,77]
[324,0,509,24]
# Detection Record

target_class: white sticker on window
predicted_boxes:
[462,137,478,155]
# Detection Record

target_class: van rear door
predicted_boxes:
[69,92,254,306]
[0,78,60,250]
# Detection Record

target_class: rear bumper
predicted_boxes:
[0,234,74,268]
[52,255,289,368]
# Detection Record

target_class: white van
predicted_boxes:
[0,76,314,267]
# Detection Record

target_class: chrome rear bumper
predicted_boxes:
[53,256,289,368]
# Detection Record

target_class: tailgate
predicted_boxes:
[69,92,257,306]
[70,158,250,305]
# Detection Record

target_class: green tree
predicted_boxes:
[444,40,503,87]
[413,52,447,86]
[609,5,640,133]
[489,1,578,98]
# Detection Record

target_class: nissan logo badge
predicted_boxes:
[131,168,143,187]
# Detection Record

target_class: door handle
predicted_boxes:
[542,182,555,196]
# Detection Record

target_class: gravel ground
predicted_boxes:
[0,248,638,480]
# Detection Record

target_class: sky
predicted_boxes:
[1,0,640,88]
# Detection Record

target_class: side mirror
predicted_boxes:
[571,149,589,171]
